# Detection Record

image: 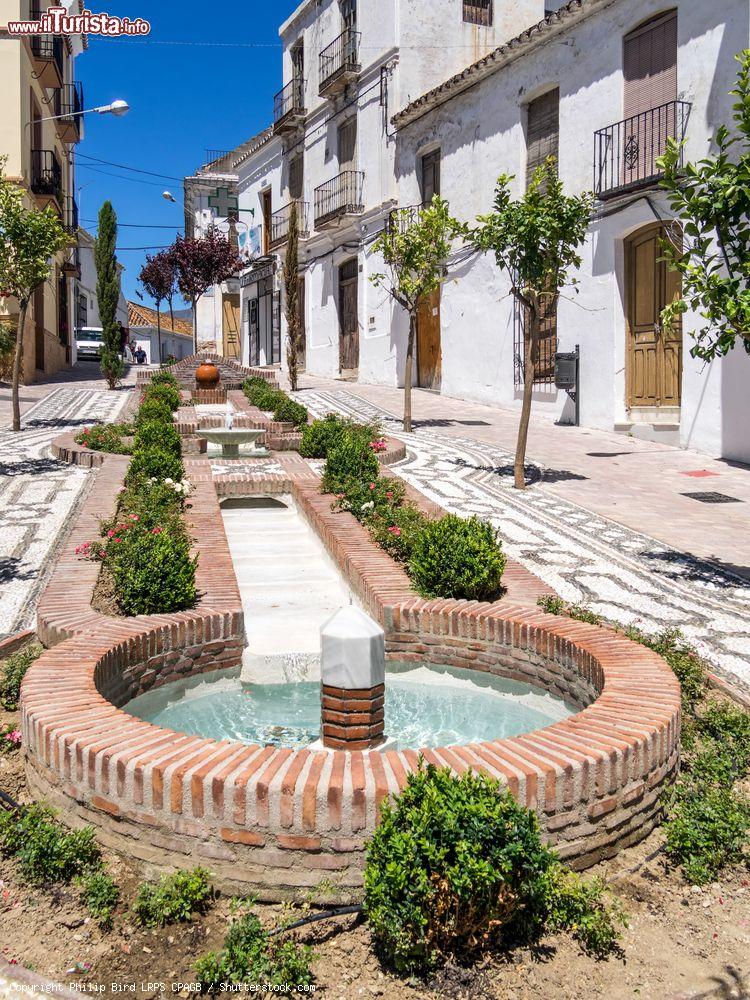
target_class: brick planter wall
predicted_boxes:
[22,457,681,902]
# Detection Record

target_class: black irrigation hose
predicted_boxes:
[268,905,363,937]
[0,788,21,812]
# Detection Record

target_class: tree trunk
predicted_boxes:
[168,298,175,339]
[515,303,540,490]
[11,299,29,433]
[403,312,417,433]
[192,298,198,355]
[156,304,163,368]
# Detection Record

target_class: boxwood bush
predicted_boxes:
[409,514,506,601]
[134,867,214,928]
[126,446,185,486]
[142,380,181,413]
[300,414,381,458]
[150,369,179,386]
[364,764,625,976]
[135,397,174,428]
[133,419,183,458]
[321,434,381,494]
[242,377,285,412]
[273,396,308,428]
[108,518,197,616]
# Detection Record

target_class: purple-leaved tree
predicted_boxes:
[139,250,178,366]
[168,230,242,354]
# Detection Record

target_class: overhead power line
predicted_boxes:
[76,153,183,182]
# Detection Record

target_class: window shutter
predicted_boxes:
[463,1,492,26]
[526,88,559,188]
[289,155,304,200]
[338,117,357,169]
[421,150,441,205]
[624,11,677,120]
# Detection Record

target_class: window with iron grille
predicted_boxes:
[77,293,88,328]
[463,0,492,26]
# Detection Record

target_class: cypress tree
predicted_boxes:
[95,200,124,388]
[284,202,302,391]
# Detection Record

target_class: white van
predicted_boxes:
[75,327,105,361]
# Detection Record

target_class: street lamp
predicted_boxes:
[24,98,130,134]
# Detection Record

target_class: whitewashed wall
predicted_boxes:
[393,0,750,462]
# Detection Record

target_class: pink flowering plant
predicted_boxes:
[0,725,22,754]
[74,423,134,455]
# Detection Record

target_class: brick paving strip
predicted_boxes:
[19,425,681,899]
[0,387,129,639]
[296,388,750,698]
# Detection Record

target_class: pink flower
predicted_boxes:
[7,731,21,746]
[386,492,394,500]
[152,527,163,535]
[107,530,116,539]
[129,515,139,522]
[369,483,376,491]
[388,526,402,537]
[112,537,123,544]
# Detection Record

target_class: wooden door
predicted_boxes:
[526,88,559,190]
[262,189,272,254]
[338,259,359,372]
[417,288,441,390]
[222,294,241,359]
[623,11,677,185]
[626,224,682,408]
[338,117,357,171]
[421,150,440,206]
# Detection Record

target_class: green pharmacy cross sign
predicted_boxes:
[208,187,239,220]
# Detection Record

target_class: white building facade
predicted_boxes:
[189,0,750,465]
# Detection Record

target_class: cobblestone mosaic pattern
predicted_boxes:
[298,389,750,695]
[0,388,127,638]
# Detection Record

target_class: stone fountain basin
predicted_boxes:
[202,428,269,458]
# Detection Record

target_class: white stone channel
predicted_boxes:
[221,494,357,685]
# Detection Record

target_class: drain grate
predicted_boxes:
[681,491,743,504]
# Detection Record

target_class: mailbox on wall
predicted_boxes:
[555,345,580,426]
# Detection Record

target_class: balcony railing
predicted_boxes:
[388,204,425,234]
[54,82,84,143]
[594,100,691,199]
[273,77,306,135]
[62,195,79,234]
[30,149,63,207]
[270,201,310,249]
[314,171,364,229]
[30,9,64,87]
[319,29,361,97]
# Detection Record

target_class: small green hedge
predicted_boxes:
[409,515,506,601]
[142,380,181,413]
[108,517,197,616]
[149,370,179,387]
[134,867,214,928]
[242,378,308,428]
[133,419,183,458]
[321,423,507,602]
[301,413,381,458]
[364,764,625,975]
[136,397,174,427]
[75,423,134,455]
[126,446,185,486]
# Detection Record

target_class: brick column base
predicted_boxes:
[193,388,228,404]
[321,683,385,751]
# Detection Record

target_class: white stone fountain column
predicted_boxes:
[320,607,386,751]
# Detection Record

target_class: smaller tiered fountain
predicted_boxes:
[202,406,270,459]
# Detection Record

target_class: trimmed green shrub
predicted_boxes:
[135,397,174,428]
[134,867,214,927]
[334,476,406,525]
[134,420,182,458]
[195,912,314,991]
[322,434,380,494]
[1,642,43,710]
[108,519,197,616]
[78,870,120,930]
[301,414,382,459]
[409,515,506,601]
[242,378,285,412]
[126,446,185,487]
[364,764,624,976]
[75,424,133,455]
[0,805,101,885]
[119,479,186,528]
[273,396,308,429]
[142,381,181,413]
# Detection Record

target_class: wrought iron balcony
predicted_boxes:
[314,171,364,229]
[269,201,310,250]
[594,100,691,199]
[62,195,79,234]
[30,9,64,89]
[273,77,306,136]
[388,204,425,233]
[30,149,63,209]
[319,29,361,98]
[54,82,84,143]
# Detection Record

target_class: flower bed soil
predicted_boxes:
[1,727,749,1000]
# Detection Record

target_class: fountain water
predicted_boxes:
[201,404,269,459]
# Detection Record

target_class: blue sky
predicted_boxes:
[76,1,299,306]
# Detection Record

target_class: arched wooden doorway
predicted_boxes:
[625,223,682,410]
